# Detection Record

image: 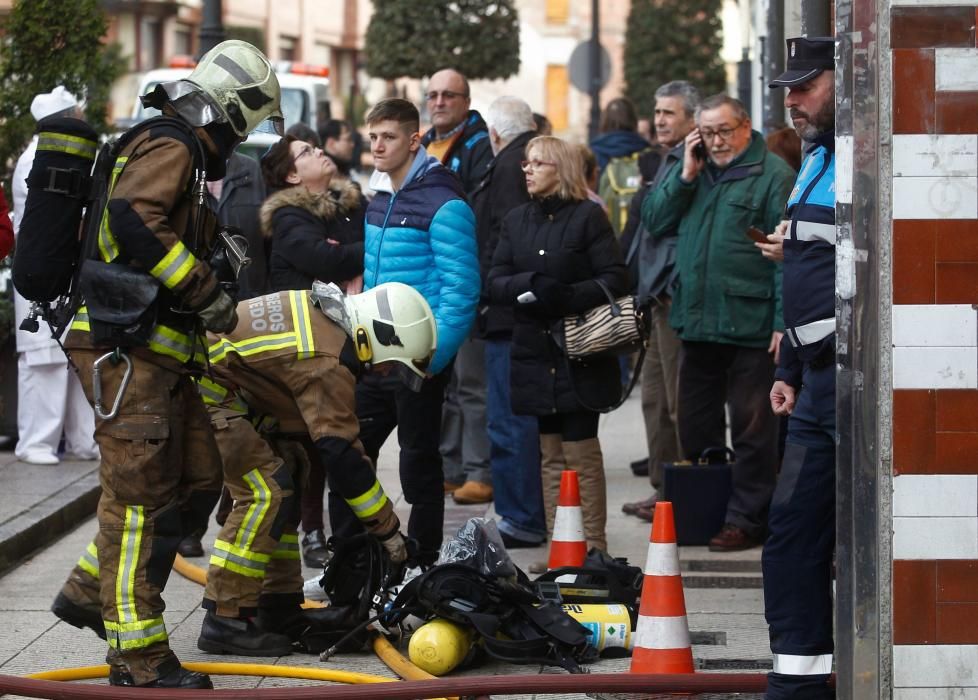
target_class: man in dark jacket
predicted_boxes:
[642,94,795,552]
[620,81,700,523]
[421,68,495,504]
[471,96,544,548]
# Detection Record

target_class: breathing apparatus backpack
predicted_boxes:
[12,116,210,341]
[386,563,598,673]
[12,117,100,314]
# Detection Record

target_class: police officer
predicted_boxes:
[762,37,837,700]
[196,282,430,654]
[51,40,283,690]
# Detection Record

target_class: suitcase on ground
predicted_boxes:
[662,447,733,546]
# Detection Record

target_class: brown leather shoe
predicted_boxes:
[708,524,760,552]
[622,491,659,516]
[444,480,463,493]
[634,504,654,522]
[452,481,494,504]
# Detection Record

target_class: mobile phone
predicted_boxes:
[693,141,707,162]
[517,291,538,304]
[746,226,768,244]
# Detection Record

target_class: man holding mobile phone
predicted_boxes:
[640,94,795,553]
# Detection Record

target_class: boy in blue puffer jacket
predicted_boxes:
[327,98,479,565]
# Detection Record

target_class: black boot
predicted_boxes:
[177,530,204,557]
[51,592,106,640]
[197,611,294,656]
[109,662,213,689]
[257,604,362,654]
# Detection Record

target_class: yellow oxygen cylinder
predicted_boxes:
[561,603,634,653]
[407,618,473,676]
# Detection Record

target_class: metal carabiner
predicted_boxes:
[92,350,132,421]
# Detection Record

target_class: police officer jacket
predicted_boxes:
[776,132,836,387]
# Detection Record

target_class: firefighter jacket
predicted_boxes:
[202,290,398,537]
[66,121,221,368]
[776,132,836,388]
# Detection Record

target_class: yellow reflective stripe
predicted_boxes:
[71,307,91,332]
[77,540,99,577]
[271,533,300,560]
[116,506,144,624]
[37,131,98,160]
[196,376,228,406]
[290,291,315,359]
[346,479,389,520]
[149,240,196,290]
[104,617,168,650]
[97,157,127,262]
[208,333,297,364]
[209,539,269,578]
[146,324,193,363]
[236,469,272,552]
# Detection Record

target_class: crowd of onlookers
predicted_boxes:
[5,70,806,567]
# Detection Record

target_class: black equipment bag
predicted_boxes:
[663,446,735,546]
[388,563,597,673]
[13,116,98,303]
[533,548,643,606]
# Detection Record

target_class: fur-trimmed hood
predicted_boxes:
[260,180,362,238]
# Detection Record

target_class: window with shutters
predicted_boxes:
[545,64,569,132]
[546,0,569,24]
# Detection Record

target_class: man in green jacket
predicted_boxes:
[641,94,794,552]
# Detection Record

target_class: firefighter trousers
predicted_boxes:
[203,410,302,616]
[762,361,836,699]
[58,348,222,685]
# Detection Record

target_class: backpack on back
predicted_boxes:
[599,149,649,238]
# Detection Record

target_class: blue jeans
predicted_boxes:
[485,339,545,543]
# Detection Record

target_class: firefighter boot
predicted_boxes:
[257,603,358,654]
[108,658,213,689]
[197,611,294,657]
[51,592,106,640]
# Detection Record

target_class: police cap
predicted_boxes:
[769,37,835,88]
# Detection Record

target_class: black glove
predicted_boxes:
[199,289,238,333]
[531,274,574,315]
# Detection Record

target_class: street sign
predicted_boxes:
[568,39,611,93]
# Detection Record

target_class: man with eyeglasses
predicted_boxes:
[641,94,795,553]
[421,68,496,506]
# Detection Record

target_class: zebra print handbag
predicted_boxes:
[557,280,648,360]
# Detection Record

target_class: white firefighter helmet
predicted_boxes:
[144,40,284,138]
[344,283,437,391]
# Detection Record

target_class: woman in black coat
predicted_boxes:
[258,135,366,569]
[260,135,365,295]
[488,135,628,554]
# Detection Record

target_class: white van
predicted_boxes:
[129,59,331,160]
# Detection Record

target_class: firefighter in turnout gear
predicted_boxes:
[195,282,432,655]
[51,40,283,690]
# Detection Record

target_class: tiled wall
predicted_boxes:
[891,3,978,691]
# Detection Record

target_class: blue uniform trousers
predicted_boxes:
[762,361,836,699]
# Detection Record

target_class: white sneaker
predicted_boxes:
[20,452,59,465]
[303,575,329,602]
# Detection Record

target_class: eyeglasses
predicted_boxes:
[292,145,315,164]
[425,90,467,102]
[699,121,744,142]
[521,159,557,171]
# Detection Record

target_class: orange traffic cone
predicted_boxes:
[547,470,587,569]
[630,501,695,674]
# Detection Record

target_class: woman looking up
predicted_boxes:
[488,135,628,557]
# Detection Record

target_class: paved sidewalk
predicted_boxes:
[0,392,771,697]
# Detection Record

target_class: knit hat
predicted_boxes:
[30,86,81,121]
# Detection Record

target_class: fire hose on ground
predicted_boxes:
[1,554,785,698]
